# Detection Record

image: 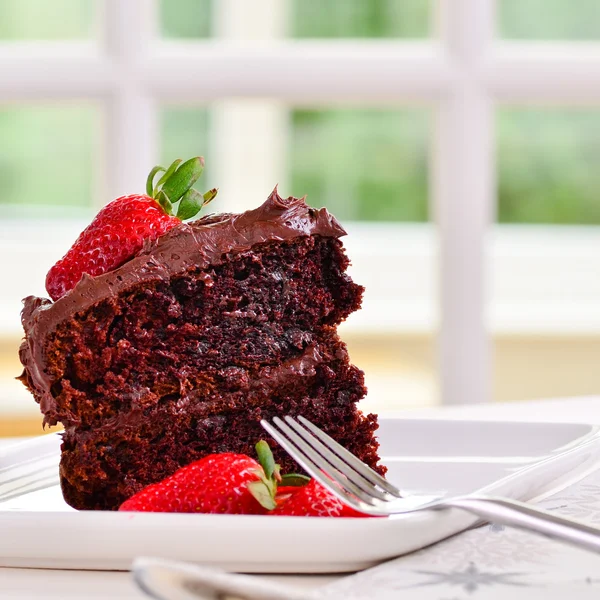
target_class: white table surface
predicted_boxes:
[2,395,600,599]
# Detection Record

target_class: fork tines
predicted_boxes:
[260,415,401,511]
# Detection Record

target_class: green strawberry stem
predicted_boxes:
[146,166,166,195]
[255,440,278,480]
[156,159,182,188]
[145,156,217,221]
[247,440,310,510]
[280,473,311,486]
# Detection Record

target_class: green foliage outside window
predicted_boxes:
[1,0,600,225]
[290,110,429,222]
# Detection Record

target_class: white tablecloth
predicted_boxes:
[2,395,600,599]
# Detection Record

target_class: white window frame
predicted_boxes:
[1,0,600,407]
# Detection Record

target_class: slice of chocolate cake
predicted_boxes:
[19,189,383,511]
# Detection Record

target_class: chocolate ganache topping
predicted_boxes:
[19,189,346,416]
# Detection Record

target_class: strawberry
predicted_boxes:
[118,441,291,514]
[273,484,306,508]
[272,479,371,518]
[117,440,370,517]
[119,453,266,514]
[46,156,218,300]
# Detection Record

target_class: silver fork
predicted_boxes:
[0,432,61,503]
[261,416,600,554]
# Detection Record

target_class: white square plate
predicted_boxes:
[1,417,600,573]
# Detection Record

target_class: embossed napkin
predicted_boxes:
[317,469,600,599]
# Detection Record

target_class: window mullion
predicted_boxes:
[102,0,158,204]
[433,0,495,405]
[148,41,450,102]
[487,42,600,103]
[210,0,288,212]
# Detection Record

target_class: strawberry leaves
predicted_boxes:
[280,473,311,486]
[161,157,204,202]
[146,165,167,196]
[177,188,219,220]
[156,158,182,189]
[256,439,278,480]
[247,440,280,510]
[247,440,309,510]
[146,156,218,221]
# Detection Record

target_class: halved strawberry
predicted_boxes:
[118,441,306,514]
[45,157,217,301]
[119,453,267,514]
[272,479,371,518]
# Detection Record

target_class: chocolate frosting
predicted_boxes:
[70,341,328,439]
[19,190,346,416]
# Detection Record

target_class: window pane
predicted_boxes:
[161,107,210,165]
[291,0,431,38]
[498,110,600,224]
[290,109,429,222]
[0,0,94,40]
[160,0,429,39]
[494,108,600,402]
[0,106,96,212]
[160,107,215,198]
[160,0,212,39]
[499,0,600,40]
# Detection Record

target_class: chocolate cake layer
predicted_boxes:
[19,192,384,511]
[58,333,378,510]
[23,234,361,428]
[20,190,345,418]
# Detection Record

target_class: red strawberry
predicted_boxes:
[272,479,370,518]
[274,485,304,508]
[119,441,285,514]
[46,156,217,300]
[120,453,267,514]
[46,196,178,300]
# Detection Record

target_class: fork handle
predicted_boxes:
[443,496,600,554]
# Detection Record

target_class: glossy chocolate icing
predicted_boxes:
[19,190,346,417]
[70,341,329,439]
